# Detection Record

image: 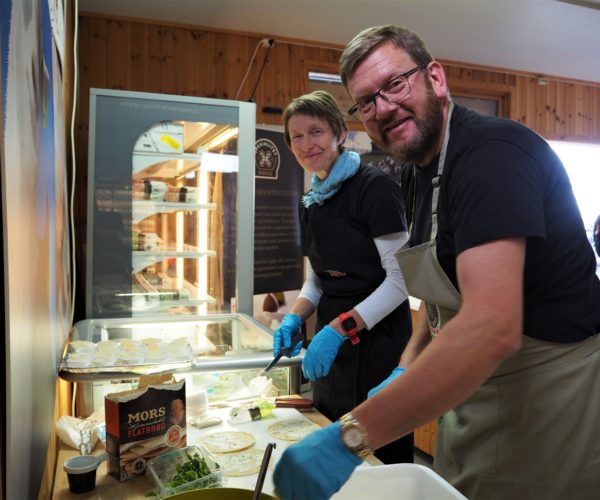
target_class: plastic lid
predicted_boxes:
[64,455,101,475]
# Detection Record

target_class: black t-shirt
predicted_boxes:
[300,164,412,421]
[301,164,407,301]
[401,105,600,342]
[594,215,600,256]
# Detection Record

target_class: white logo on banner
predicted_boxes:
[255,138,280,179]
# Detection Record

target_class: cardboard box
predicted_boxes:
[105,374,187,481]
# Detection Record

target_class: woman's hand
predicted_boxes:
[301,325,347,381]
[273,313,303,357]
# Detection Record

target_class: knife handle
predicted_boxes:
[275,398,313,409]
[280,329,304,357]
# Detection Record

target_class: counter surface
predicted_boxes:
[53,402,381,499]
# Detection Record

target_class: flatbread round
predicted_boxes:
[267,419,320,441]
[196,431,255,454]
[215,448,267,476]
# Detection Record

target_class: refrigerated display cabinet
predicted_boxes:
[86,89,255,318]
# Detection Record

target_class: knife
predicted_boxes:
[252,442,276,500]
[259,330,304,376]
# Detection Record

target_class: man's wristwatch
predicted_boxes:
[338,312,360,345]
[339,412,373,459]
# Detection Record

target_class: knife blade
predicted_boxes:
[259,330,303,376]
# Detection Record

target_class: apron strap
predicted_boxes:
[430,101,454,241]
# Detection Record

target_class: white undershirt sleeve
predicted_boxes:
[354,231,409,330]
[297,258,322,307]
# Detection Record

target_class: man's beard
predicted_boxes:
[384,84,444,165]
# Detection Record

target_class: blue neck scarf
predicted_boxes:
[302,151,361,208]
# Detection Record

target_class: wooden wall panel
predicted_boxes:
[145,25,162,93]
[129,22,147,91]
[74,13,600,321]
[160,27,177,94]
[517,76,540,130]
[258,42,276,107]
[77,14,600,143]
[106,19,129,91]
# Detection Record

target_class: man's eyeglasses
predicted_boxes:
[347,65,426,119]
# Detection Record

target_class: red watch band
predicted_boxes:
[338,312,360,345]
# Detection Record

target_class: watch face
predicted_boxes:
[345,427,363,447]
[340,414,372,457]
[342,316,357,331]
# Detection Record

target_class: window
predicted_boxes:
[452,96,498,116]
[308,71,360,124]
[549,140,600,254]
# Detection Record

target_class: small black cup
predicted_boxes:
[64,455,102,493]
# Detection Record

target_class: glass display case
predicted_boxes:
[60,315,300,416]
[86,89,255,318]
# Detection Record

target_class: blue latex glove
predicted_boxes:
[273,313,303,357]
[367,366,406,398]
[302,325,347,381]
[274,421,361,500]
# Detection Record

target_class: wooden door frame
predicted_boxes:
[448,83,513,118]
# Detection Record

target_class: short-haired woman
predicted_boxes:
[273,90,413,464]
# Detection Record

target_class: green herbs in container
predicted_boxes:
[147,445,223,498]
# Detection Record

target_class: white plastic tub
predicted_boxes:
[332,463,467,500]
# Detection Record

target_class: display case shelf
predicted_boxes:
[132,200,217,224]
[132,151,203,177]
[132,273,216,315]
[132,245,216,274]
[132,296,216,315]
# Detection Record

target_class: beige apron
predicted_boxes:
[396,103,460,335]
[395,102,600,499]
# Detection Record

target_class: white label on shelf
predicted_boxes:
[201,152,239,173]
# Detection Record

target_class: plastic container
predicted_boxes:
[147,445,223,498]
[332,463,467,499]
[63,454,106,493]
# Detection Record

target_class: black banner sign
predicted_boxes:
[254,129,304,294]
